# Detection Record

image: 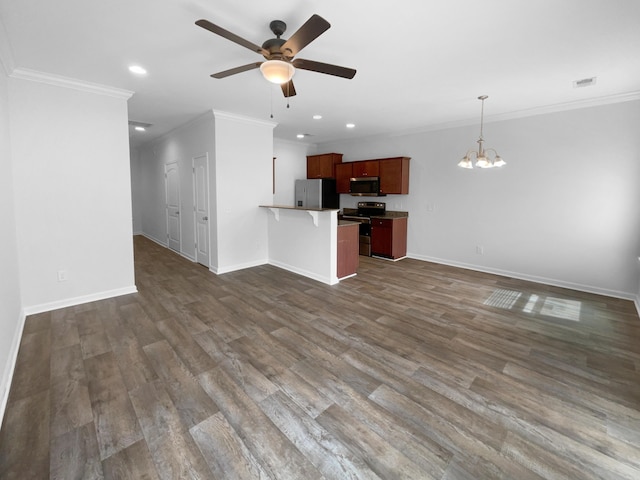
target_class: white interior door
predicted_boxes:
[193,154,210,266]
[165,162,181,252]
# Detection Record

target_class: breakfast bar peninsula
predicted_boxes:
[260,205,358,285]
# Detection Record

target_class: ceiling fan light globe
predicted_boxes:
[260,60,295,84]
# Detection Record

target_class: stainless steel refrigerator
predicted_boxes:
[294,178,339,209]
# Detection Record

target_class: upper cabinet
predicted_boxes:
[335,163,353,194]
[352,160,379,178]
[307,153,343,179]
[379,157,410,195]
[306,153,410,195]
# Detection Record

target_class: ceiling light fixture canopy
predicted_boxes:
[260,59,295,84]
[458,95,505,169]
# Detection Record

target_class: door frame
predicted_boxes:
[192,153,211,267]
[164,161,181,253]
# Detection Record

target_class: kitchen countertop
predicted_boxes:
[338,220,359,226]
[373,210,409,219]
[341,209,409,219]
[260,205,339,212]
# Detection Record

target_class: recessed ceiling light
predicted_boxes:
[135,126,146,132]
[128,65,147,75]
[313,115,322,120]
[346,123,355,129]
[296,134,305,138]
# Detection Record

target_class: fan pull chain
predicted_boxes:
[270,85,274,119]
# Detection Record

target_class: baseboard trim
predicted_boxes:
[22,285,138,316]
[212,259,269,275]
[267,259,339,286]
[407,253,637,302]
[137,233,196,262]
[0,309,27,428]
[138,232,168,248]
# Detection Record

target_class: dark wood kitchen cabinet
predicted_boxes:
[379,157,410,195]
[337,222,359,278]
[371,216,408,259]
[335,162,353,193]
[352,160,379,177]
[307,153,342,179]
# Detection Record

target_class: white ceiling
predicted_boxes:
[1,0,639,148]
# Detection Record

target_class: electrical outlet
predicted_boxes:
[57,270,68,282]
[476,246,484,255]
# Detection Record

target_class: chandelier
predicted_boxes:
[458,95,505,169]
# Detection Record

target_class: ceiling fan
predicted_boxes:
[195,14,356,97]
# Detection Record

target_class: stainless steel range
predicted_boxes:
[341,201,386,256]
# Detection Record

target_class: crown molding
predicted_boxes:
[480,90,640,125]
[9,68,133,99]
[315,90,640,147]
[212,109,277,129]
[0,17,15,76]
[387,91,640,138]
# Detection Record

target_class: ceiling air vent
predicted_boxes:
[573,77,597,88]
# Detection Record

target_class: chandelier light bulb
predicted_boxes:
[458,157,473,169]
[476,156,491,168]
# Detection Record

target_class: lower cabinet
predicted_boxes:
[337,223,359,278]
[371,217,408,259]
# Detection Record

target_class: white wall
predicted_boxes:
[136,113,216,260]
[212,111,275,273]
[0,67,23,423]
[319,100,640,299]
[273,139,311,205]
[130,146,143,235]
[9,74,136,312]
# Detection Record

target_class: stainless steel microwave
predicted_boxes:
[349,177,384,196]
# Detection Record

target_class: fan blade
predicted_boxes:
[292,58,356,79]
[196,19,268,56]
[281,14,330,58]
[211,62,262,79]
[281,80,296,97]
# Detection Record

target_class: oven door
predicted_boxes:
[358,221,371,256]
[341,215,372,256]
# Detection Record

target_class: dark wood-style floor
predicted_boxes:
[1,235,639,479]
